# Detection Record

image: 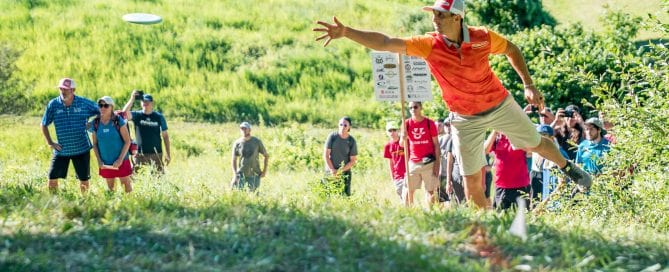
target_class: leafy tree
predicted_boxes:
[466,0,556,35]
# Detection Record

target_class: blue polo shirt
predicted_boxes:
[41,95,100,156]
[575,138,610,174]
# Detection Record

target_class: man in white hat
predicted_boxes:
[383,121,406,201]
[41,78,100,193]
[231,122,269,191]
[314,0,592,208]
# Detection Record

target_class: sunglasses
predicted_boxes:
[387,129,398,132]
[98,103,111,108]
[410,105,421,109]
[540,114,547,117]
[339,123,349,127]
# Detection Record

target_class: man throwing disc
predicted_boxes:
[313,0,591,208]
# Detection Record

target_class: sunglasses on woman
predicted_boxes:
[98,103,111,108]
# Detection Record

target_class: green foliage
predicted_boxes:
[466,0,556,35]
[0,43,31,114]
[3,117,669,270]
[490,10,645,113]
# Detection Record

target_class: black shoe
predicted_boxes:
[561,161,592,190]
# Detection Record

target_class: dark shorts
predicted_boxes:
[134,153,164,173]
[494,185,530,211]
[48,151,91,181]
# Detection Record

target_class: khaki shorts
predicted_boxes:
[450,95,541,176]
[407,162,439,192]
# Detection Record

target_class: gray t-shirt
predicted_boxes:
[438,134,451,176]
[325,132,358,171]
[446,138,461,181]
[233,136,267,177]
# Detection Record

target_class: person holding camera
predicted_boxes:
[402,101,440,206]
[122,90,171,174]
[552,104,585,160]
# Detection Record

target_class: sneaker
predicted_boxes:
[561,161,592,190]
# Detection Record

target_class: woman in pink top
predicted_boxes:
[484,130,530,210]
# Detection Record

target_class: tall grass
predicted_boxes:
[1,116,668,270]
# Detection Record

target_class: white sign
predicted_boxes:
[402,55,433,102]
[371,52,433,102]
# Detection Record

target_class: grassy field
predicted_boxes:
[1,116,668,271]
[544,0,668,40]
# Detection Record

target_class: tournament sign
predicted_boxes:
[371,52,401,101]
[401,55,433,102]
[371,52,432,102]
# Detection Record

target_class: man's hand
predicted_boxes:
[230,175,239,188]
[164,154,171,166]
[48,142,62,152]
[314,16,346,47]
[523,85,545,111]
[446,178,453,194]
[329,168,338,176]
[432,162,439,177]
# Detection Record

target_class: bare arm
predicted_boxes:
[324,148,337,174]
[503,41,544,108]
[431,136,440,177]
[41,124,62,151]
[114,124,132,168]
[162,131,171,165]
[122,90,138,118]
[314,16,406,53]
[340,156,357,172]
[91,133,102,166]
[261,152,269,178]
[484,130,498,155]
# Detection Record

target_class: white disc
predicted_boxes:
[122,13,162,25]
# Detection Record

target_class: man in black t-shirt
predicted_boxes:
[123,90,171,174]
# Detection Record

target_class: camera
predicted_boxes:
[134,89,144,100]
[564,110,574,118]
[530,105,538,112]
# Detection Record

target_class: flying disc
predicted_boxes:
[122,13,162,25]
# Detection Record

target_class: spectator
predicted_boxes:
[324,116,358,196]
[122,90,171,174]
[530,125,568,205]
[90,96,133,193]
[445,128,467,205]
[402,101,440,206]
[485,130,530,211]
[383,121,406,201]
[231,122,269,192]
[437,118,451,203]
[40,78,100,193]
[576,118,611,175]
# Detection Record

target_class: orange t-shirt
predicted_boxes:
[404,27,509,115]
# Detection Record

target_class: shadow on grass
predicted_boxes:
[0,196,486,272]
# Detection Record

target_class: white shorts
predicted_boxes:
[450,95,541,176]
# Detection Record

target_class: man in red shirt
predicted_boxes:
[485,130,530,210]
[383,121,406,202]
[402,101,440,206]
[314,0,591,209]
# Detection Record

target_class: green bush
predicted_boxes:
[0,43,31,114]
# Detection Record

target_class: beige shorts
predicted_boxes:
[450,95,541,176]
[407,162,439,192]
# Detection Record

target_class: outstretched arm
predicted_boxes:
[503,41,544,109]
[313,16,406,53]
